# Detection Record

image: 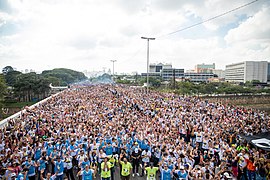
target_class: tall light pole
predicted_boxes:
[111,60,117,82]
[141,37,155,94]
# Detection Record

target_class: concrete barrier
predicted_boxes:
[0,92,61,129]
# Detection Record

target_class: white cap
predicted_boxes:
[224,172,232,178]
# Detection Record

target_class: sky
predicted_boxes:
[0,0,269,74]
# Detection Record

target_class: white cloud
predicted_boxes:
[225,7,270,44]
[0,0,269,74]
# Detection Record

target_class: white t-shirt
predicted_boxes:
[195,132,203,142]
[202,139,209,149]
[142,150,151,163]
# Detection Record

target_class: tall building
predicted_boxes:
[225,61,268,83]
[195,63,215,73]
[142,63,184,81]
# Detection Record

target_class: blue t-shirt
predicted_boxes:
[26,161,36,177]
[35,148,42,160]
[82,170,93,180]
[161,169,171,180]
[54,161,64,175]
[177,170,188,179]
[81,160,90,169]
[105,146,113,155]
[38,159,46,171]
[16,173,24,180]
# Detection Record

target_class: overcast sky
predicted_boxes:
[0,0,269,74]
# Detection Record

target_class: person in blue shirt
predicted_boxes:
[160,164,172,180]
[80,157,91,170]
[77,164,96,180]
[34,146,42,161]
[16,168,28,180]
[174,166,188,180]
[46,142,54,157]
[105,143,113,156]
[51,156,64,180]
[38,156,47,179]
[25,157,37,180]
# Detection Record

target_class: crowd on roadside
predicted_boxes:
[0,85,269,180]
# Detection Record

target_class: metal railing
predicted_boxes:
[0,92,61,129]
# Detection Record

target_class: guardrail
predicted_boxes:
[0,92,61,129]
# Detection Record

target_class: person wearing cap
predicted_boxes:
[145,163,159,180]
[222,172,233,180]
[119,154,132,180]
[77,164,96,180]
[100,157,112,180]
[141,148,151,177]
[174,166,188,180]
[131,142,141,177]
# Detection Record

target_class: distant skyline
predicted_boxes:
[0,0,269,74]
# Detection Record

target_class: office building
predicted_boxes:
[142,63,184,81]
[225,61,268,83]
[161,68,184,81]
[184,72,214,83]
[149,63,172,73]
[195,63,215,73]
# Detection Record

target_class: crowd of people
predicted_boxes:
[0,85,269,180]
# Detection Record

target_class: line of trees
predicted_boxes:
[168,81,270,95]
[115,74,270,95]
[2,66,87,102]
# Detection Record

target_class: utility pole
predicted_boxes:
[141,37,155,94]
[110,60,117,81]
[173,68,176,90]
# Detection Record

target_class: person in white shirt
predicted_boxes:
[64,155,75,180]
[194,129,204,149]
[141,149,151,177]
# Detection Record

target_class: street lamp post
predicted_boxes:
[141,37,155,94]
[111,60,117,82]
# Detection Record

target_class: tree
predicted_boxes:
[4,70,22,86]
[2,66,14,75]
[148,77,161,87]
[0,75,7,119]
[42,68,87,85]
[13,72,50,102]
